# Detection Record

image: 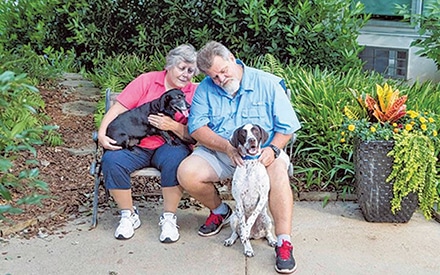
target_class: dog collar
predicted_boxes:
[242,155,260,160]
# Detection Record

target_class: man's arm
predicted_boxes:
[261,132,293,167]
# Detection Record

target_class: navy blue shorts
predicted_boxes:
[102,143,191,190]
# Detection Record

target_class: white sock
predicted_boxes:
[277,234,291,247]
[212,202,228,215]
[120,209,132,217]
[162,212,175,218]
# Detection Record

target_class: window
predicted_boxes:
[359,47,408,79]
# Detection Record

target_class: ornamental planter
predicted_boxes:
[354,140,418,223]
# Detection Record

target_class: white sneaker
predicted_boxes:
[114,207,141,240]
[159,212,180,243]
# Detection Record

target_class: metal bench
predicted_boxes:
[89,88,296,228]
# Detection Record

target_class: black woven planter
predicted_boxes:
[354,140,418,223]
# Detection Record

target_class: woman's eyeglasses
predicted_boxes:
[176,66,196,76]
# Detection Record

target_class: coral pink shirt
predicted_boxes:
[116,71,197,149]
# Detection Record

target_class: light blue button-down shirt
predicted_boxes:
[188,60,301,146]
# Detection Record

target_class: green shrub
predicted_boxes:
[0,44,78,85]
[0,0,368,72]
[0,71,63,219]
[285,66,386,193]
[397,1,440,69]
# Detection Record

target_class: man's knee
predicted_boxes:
[177,155,213,186]
[177,156,193,184]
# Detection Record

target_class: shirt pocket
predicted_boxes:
[241,105,265,119]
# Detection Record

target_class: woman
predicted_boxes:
[98,44,198,243]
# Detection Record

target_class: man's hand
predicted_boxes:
[259,147,276,167]
[226,144,244,167]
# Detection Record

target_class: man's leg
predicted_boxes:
[267,153,297,274]
[177,152,233,236]
[267,159,293,236]
[178,154,222,210]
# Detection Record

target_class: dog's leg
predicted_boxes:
[240,185,270,257]
[244,192,268,233]
[238,212,254,257]
[160,131,179,146]
[231,187,254,256]
[261,209,277,247]
[242,238,254,257]
[224,213,239,247]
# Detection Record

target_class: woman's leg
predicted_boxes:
[151,143,191,243]
[102,147,153,239]
[151,143,191,213]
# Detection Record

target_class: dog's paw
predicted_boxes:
[268,239,277,247]
[168,139,181,146]
[224,239,236,247]
[244,249,255,257]
[266,234,277,247]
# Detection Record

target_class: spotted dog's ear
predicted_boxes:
[230,125,244,148]
[255,124,269,144]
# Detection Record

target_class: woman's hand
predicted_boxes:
[98,133,122,150]
[148,113,176,131]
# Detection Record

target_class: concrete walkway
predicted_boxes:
[2,74,439,274]
[1,201,439,275]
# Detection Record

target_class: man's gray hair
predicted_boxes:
[165,44,199,74]
[197,41,231,74]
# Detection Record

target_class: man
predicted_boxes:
[177,41,301,274]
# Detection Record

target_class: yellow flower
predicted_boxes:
[434,130,438,137]
[405,124,413,131]
[407,110,419,119]
[348,124,355,131]
[393,128,399,133]
[419,117,427,124]
[370,126,376,132]
[341,131,345,136]
[428,117,435,123]
[421,124,427,131]
[340,138,345,143]
[392,123,397,127]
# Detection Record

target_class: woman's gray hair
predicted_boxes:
[165,44,199,74]
[197,41,231,74]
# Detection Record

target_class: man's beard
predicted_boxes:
[222,78,240,96]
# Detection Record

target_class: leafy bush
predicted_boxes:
[397,0,440,69]
[0,44,78,85]
[0,71,63,219]
[0,0,368,72]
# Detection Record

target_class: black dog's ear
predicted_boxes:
[256,124,269,144]
[159,92,170,111]
[230,126,243,148]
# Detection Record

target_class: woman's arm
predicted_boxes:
[97,102,128,150]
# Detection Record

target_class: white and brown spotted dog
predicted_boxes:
[224,123,277,257]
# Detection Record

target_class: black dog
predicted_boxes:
[106,89,190,149]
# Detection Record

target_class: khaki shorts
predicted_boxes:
[192,145,290,180]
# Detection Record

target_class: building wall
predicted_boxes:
[358,24,440,84]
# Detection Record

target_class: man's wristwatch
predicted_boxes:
[269,144,281,158]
